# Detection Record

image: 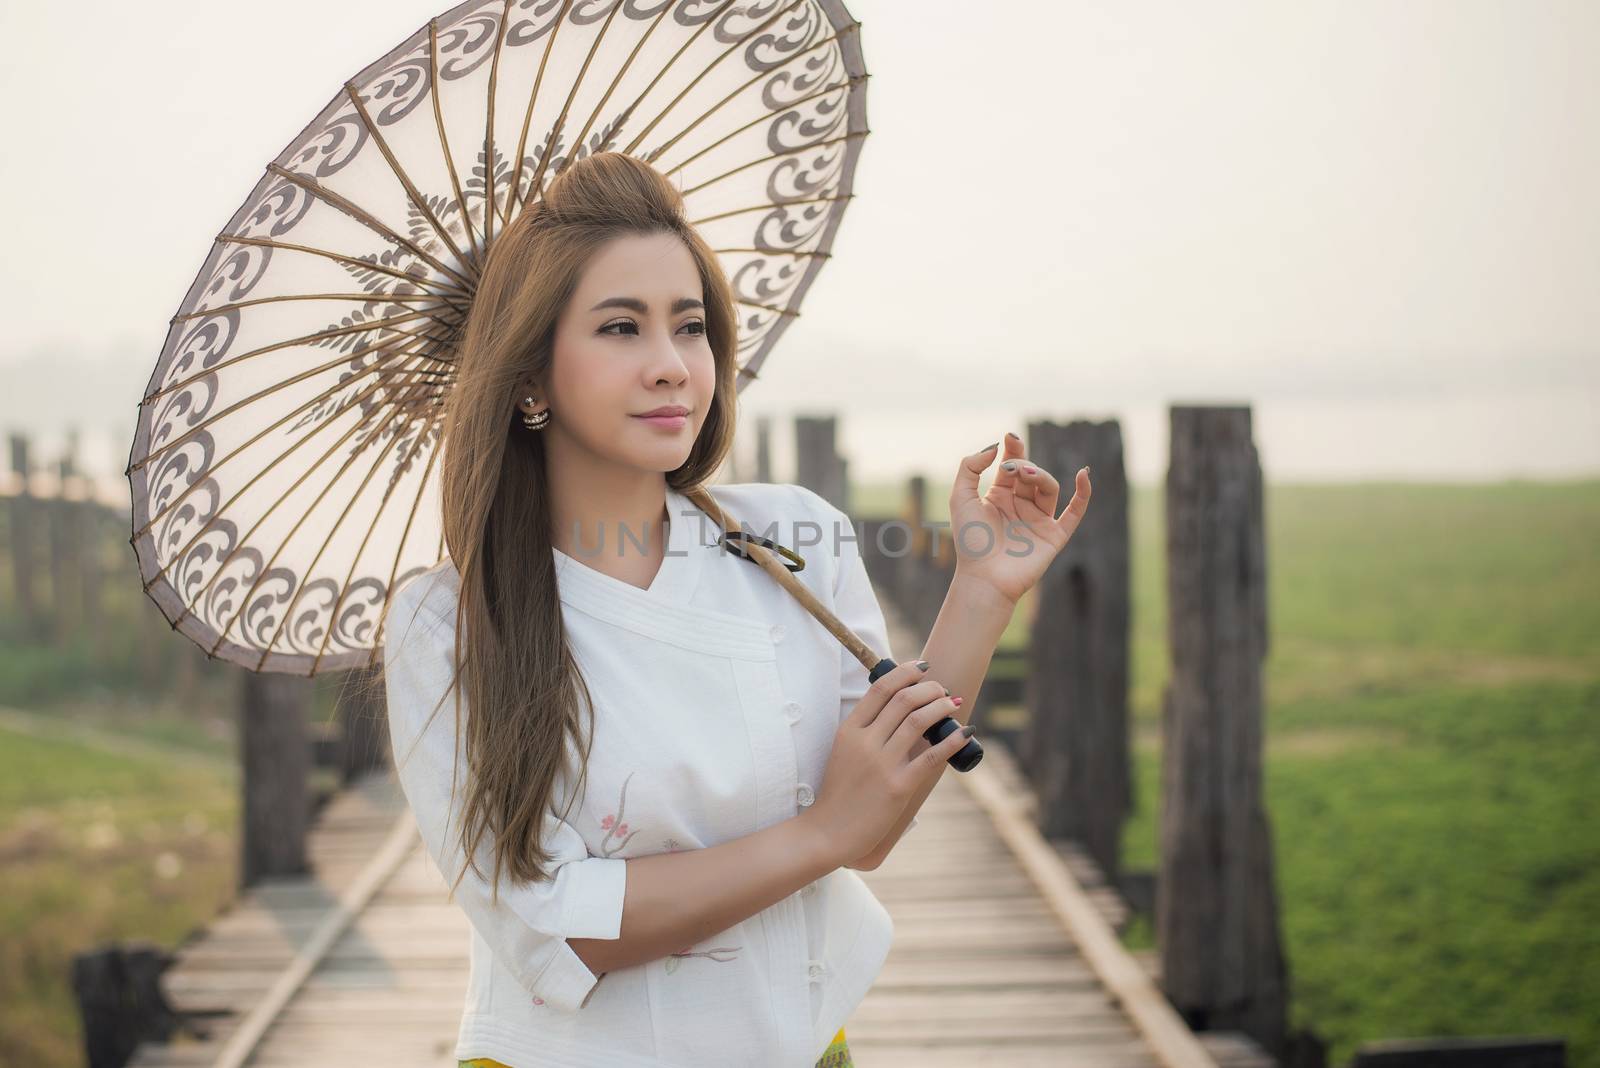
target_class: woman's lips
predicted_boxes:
[633,413,688,429]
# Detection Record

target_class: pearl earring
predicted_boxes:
[521,396,551,430]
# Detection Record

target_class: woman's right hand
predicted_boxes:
[803,660,970,864]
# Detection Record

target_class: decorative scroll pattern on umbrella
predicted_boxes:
[127,0,868,674]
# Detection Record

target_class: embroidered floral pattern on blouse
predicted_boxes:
[666,943,742,973]
[596,770,642,857]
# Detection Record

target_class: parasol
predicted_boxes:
[126,0,870,676]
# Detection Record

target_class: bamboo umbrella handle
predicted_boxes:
[683,484,982,772]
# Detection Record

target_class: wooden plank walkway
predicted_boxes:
[128,606,1275,1068]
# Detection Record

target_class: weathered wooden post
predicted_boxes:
[754,414,773,483]
[1019,419,1132,883]
[9,433,39,627]
[240,671,312,887]
[794,414,846,510]
[1159,404,1287,1054]
[50,434,82,644]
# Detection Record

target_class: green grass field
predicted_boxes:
[3,478,1597,1066]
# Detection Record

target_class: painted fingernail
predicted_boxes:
[952,696,964,706]
[1024,465,1037,474]
[979,441,998,453]
[1006,431,1020,441]
[915,659,930,671]
[943,686,951,696]
[960,724,977,738]
[1002,461,1016,471]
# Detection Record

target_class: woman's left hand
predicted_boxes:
[947,432,1092,606]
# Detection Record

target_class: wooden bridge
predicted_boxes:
[110,592,1274,1068]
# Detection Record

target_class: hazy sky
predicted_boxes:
[2,0,1595,487]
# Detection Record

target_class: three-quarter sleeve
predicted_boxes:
[381,575,628,1013]
[794,487,920,836]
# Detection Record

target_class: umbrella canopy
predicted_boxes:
[127,0,868,675]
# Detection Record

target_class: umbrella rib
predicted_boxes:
[144,305,453,407]
[505,0,577,220]
[688,192,852,226]
[132,333,443,536]
[714,248,829,258]
[647,42,862,173]
[140,340,432,626]
[266,163,477,292]
[429,18,483,266]
[482,0,514,249]
[253,388,430,671]
[205,361,442,660]
[341,81,475,276]
[680,129,867,198]
[521,0,624,218]
[170,290,466,322]
[621,0,809,157]
[311,400,446,674]
[212,232,469,300]
[735,298,799,319]
[547,0,670,196]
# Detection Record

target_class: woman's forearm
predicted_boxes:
[568,812,840,976]
[854,571,1016,868]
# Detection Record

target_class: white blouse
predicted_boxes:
[381,480,918,1067]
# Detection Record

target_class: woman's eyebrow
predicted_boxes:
[589,296,705,314]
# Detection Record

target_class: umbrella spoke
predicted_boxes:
[680,129,866,198]
[647,43,862,174]
[428,18,484,266]
[622,0,809,156]
[688,193,852,227]
[211,232,469,301]
[266,163,477,292]
[714,248,829,258]
[481,0,515,248]
[171,290,466,322]
[342,81,476,277]
[505,0,577,220]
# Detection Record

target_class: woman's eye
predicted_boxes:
[599,319,706,337]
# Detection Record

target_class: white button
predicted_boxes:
[783,701,803,723]
[795,783,814,807]
[769,624,786,642]
[807,960,825,981]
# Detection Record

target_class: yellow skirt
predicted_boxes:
[459,1026,852,1067]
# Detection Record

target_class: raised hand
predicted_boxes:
[947,431,1092,606]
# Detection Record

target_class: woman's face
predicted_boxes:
[540,229,717,474]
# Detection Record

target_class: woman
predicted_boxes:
[381,152,1091,1067]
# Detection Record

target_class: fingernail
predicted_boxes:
[915,659,930,671]
[943,687,951,696]
[1002,461,1016,471]
[952,696,964,706]
[1006,431,1019,442]
[1024,465,1036,474]
[960,724,977,738]
[979,441,998,453]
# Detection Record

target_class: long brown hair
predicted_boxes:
[414,152,738,902]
